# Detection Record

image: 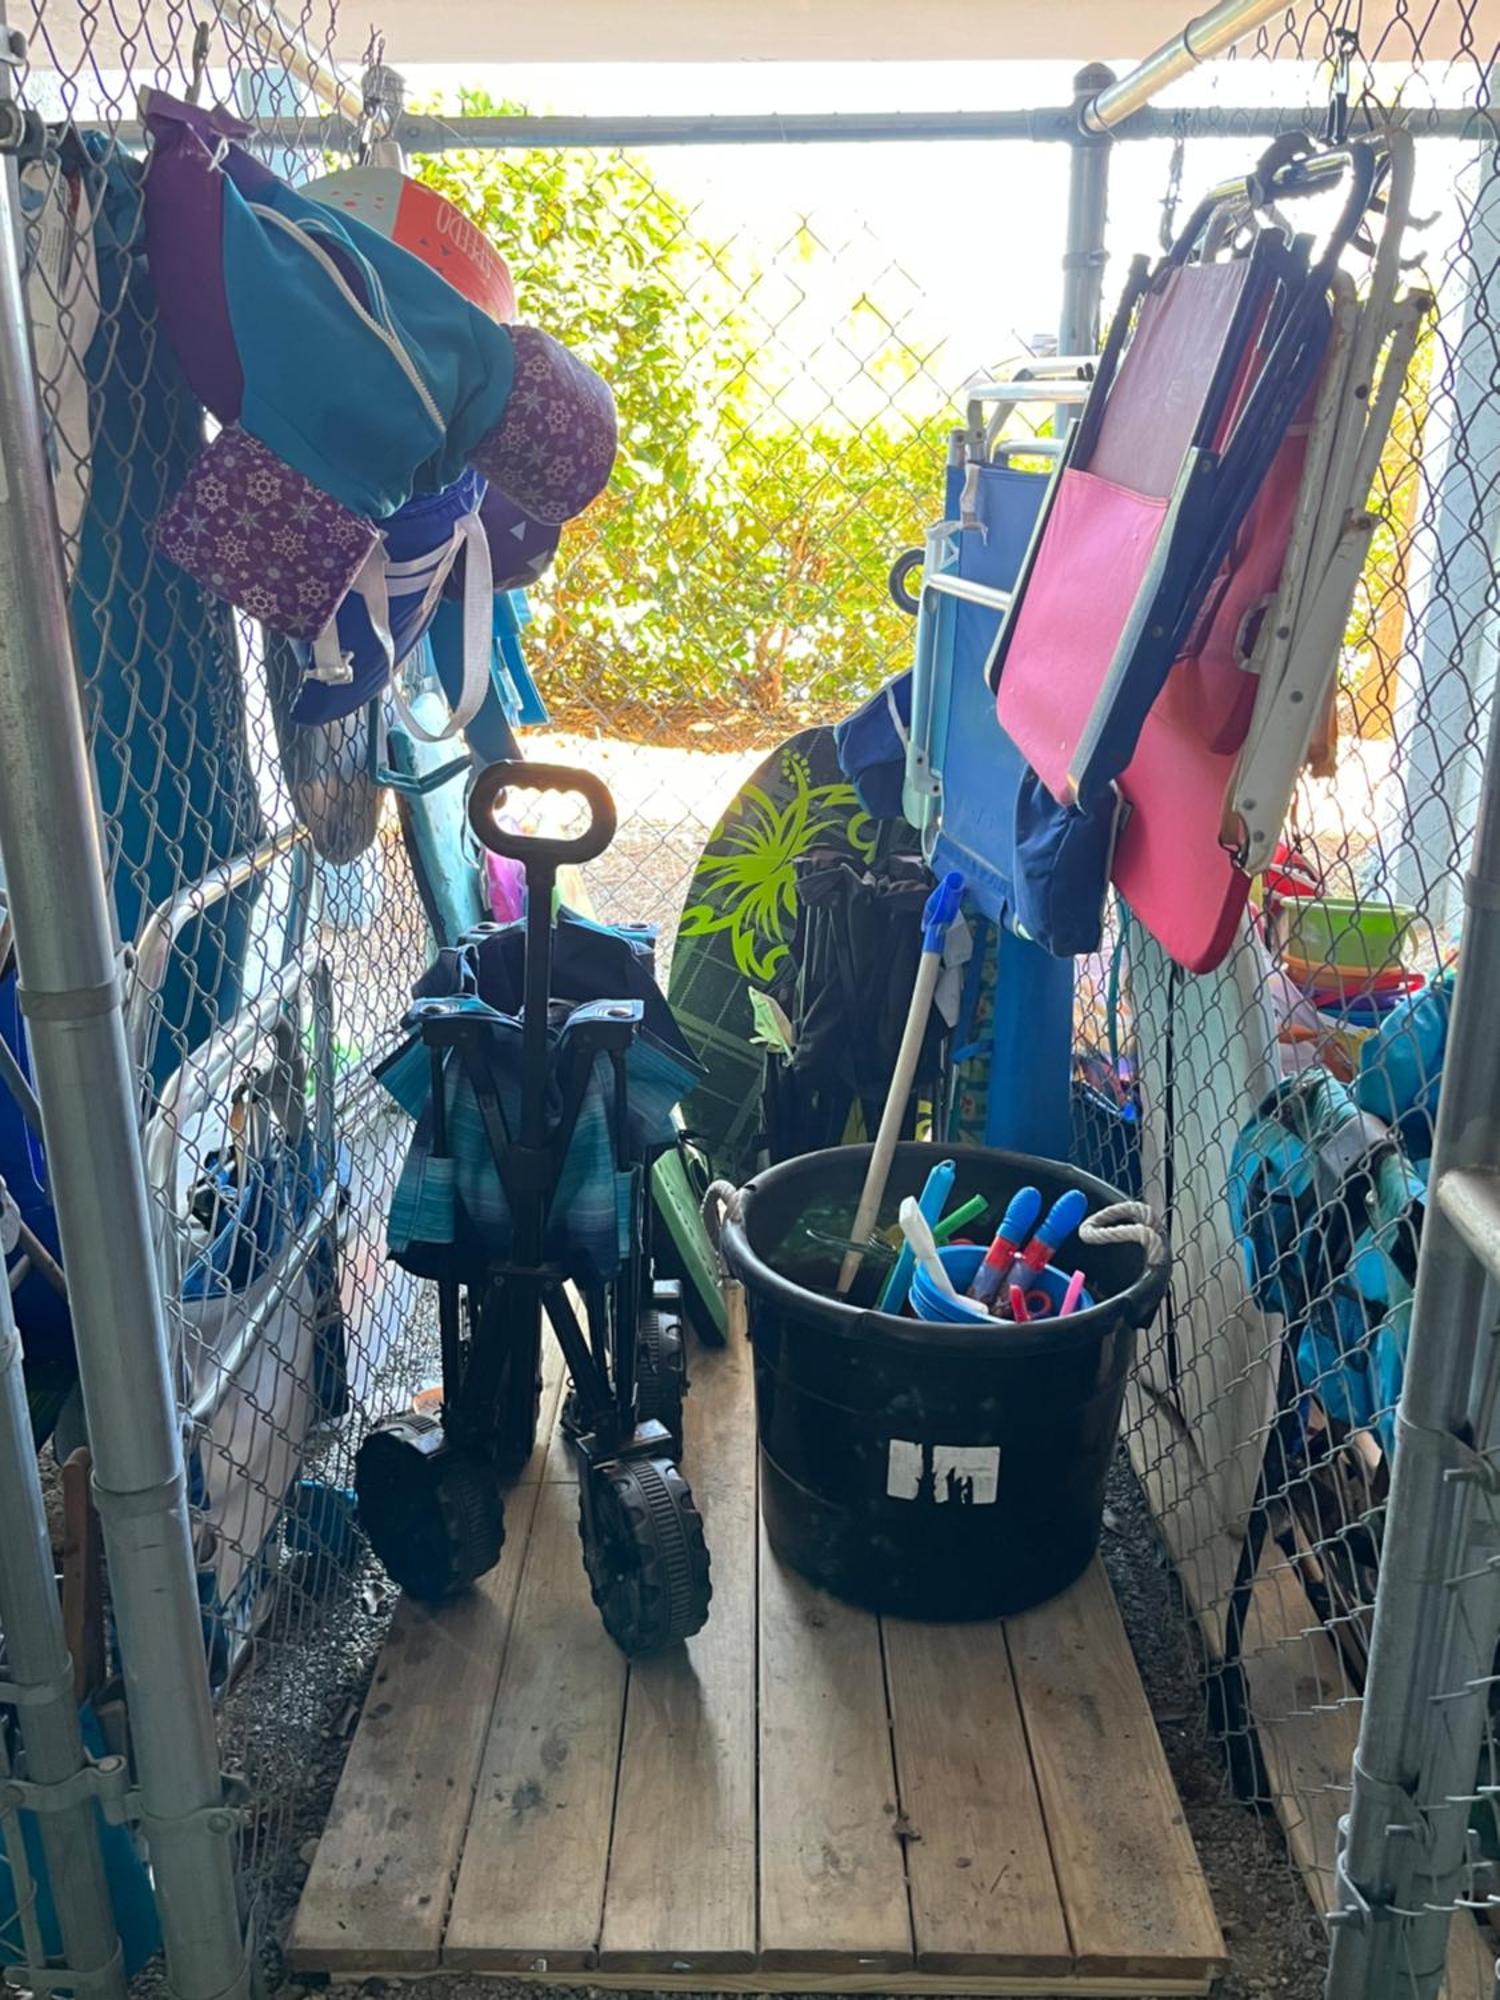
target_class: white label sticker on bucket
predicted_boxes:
[886,1440,1000,1506]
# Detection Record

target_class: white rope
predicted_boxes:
[1079,1200,1168,1265]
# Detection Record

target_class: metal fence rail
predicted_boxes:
[0,1,1493,1996]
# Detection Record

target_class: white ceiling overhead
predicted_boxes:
[31,0,1495,99]
[359,0,1494,66]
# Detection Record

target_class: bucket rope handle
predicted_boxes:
[1079,1200,1169,1266]
[700,1179,741,1264]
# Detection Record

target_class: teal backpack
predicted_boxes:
[1229,1070,1424,1450]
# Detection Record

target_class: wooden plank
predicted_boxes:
[1242,1553,1493,2000]
[500,1970,1217,1997]
[757,1527,913,1973]
[288,1474,545,1972]
[1240,1557,1360,1913]
[598,1335,758,1975]
[443,1472,628,1972]
[883,1616,1071,1979]
[291,1336,569,1975]
[1007,1561,1226,1986]
[1445,1915,1499,2000]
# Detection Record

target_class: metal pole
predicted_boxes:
[1059,64,1115,362]
[1080,0,1289,133]
[75,102,1493,152]
[1326,679,1500,1998]
[226,0,354,112]
[1390,142,1500,933]
[0,1278,125,2000]
[0,25,249,2000]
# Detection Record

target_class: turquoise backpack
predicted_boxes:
[1229,1070,1424,1450]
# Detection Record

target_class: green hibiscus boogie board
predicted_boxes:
[669,727,879,1182]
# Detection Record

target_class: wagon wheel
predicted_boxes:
[579,1456,711,1654]
[634,1306,687,1458]
[356,1412,504,1600]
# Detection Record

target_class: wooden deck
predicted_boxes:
[292,1331,1226,1995]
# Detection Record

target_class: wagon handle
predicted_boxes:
[468,760,617,868]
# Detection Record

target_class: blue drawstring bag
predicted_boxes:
[834,672,911,819]
[290,468,491,725]
[1011,769,1124,958]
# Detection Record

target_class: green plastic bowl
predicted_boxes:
[1280,895,1415,974]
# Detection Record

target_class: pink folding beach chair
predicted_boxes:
[987,134,1422,972]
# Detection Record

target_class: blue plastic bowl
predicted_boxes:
[909,1247,992,1324]
[910,1244,1094,1324]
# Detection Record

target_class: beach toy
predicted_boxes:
[932,1193,986,1244]
[879,1160,956,1313]
[969,1184,1041,1307]
[910,1244,1094,1324]
[1014,1187,1089,1280]
[303,165,516,323]
[1284,955,1422,999]
[909,1252,992,1325]
[1278,894,1416,976]
[897,1197,957,1301]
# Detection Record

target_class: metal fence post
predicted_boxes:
[1327,676,1500,1999]
[1058,63,1115,363]
[0,27,250,2000]
[0,1272,125,2000]
[1390,142,1500,934]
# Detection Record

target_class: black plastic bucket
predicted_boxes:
[719,1141,1167,1619]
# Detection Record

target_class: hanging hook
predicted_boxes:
[355,40,406,167]
[185,22,211,106]
[1158,123,1187,253]
[1325,24,1360,146]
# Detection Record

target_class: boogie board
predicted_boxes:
[669,727,883,1183]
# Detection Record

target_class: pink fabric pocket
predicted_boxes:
[995,468,1168,801]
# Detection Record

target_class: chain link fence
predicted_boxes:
[0,0,1496,1995]
[1087,20,1500,1999]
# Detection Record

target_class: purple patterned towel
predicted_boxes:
[156,427,378,640]
[468,326,617,525]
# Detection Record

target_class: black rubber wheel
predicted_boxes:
[888,546,924,615]
[580,1457,711,1654]
[635,1308,687,1458]
[355,1413,504,1600]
